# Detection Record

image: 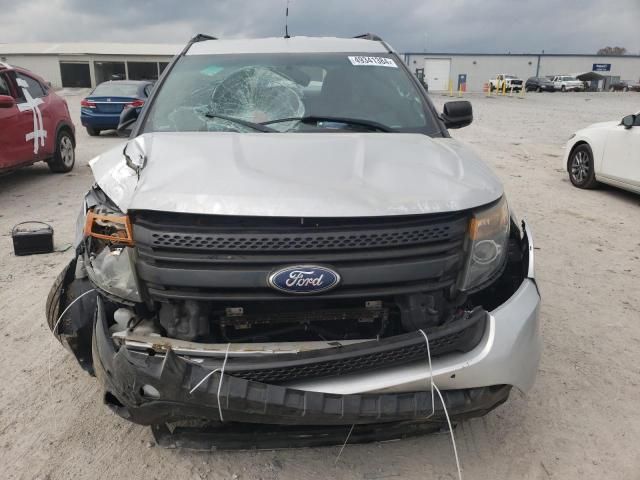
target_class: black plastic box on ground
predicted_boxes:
[12,222,54,256]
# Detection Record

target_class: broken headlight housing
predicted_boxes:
[83,205,141,302]
[459,196,510,291]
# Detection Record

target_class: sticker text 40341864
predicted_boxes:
[348,56,398,68]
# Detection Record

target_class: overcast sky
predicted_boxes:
[0,0,638,54]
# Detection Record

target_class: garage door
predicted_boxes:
[59,62,91,88]
[424,58,451,91]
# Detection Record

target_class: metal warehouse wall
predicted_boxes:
[538,56,640,83]
[0,55,62,87]
[405,53,640,91]
[0,54,174,88]
[410,55,538,91]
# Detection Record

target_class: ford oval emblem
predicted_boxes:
[268,265,341,294]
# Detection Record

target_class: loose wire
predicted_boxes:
[434,383,463,480]
[216,342,232,422]
[418,329,463,480]
[334,423,355,465]
[48,288,97,431]
[189,342,232,423]
[417,329,435,419]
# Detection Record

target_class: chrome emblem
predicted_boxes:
[268,265,341,294]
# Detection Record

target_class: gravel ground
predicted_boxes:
[1,90,639,480]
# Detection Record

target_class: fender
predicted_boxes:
[48,119,76,160]
[54,119,76,145]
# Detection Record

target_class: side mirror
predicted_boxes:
[0,95,16,109]
[117,106,139,138]
[442,101,473,129]
[622,114,635,129]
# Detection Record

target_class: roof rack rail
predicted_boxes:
[191,33,218,43]
[353,33,394,54]
[353,33,384,42]
[179,33,218,56]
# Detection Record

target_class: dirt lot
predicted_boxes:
[1,91,639,480]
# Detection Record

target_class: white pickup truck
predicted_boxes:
[551,75,584,92]
[489,74,524,92]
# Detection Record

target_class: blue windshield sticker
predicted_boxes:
[348,56,397,68]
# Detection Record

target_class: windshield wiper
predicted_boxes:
[261,115,394,132]
[204,112,277,132]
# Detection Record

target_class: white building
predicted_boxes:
[1,42,639,92]
[0,43,180,88]
[403,52,640,91]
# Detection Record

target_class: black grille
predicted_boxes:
[131,211,469,301]
[147,223,456,252]
[234,332,463,383]
[223,309,487,384]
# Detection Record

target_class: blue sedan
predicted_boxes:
[80,80,153,136]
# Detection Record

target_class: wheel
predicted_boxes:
[561,85,566,92]
[568,144,598,189]
[623,86,629,92]
[537,86,542,93]
[48,130,75,173]
[86,126,101,136]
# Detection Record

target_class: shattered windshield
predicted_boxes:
[143,53,439,135]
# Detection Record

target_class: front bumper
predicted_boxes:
[94,300,512,427]
[93,276,539,426]
[57,218,541,435]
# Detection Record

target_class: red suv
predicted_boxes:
[0,63,76,174]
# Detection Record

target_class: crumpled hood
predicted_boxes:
[90,132,503,217]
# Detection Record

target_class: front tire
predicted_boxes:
[86,126,101,136]
[568,144,598,189]
[48,130,75,173]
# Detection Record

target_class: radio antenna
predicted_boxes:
[284,0,291,38]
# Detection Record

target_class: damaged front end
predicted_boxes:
[47,186,540,448]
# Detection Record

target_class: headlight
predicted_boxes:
[84,207,134,246]
[83,206,141,302]
[459,196,510,291]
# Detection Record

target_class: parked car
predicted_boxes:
[525,76,555,92]
[608,80,640,92]
[551,75,584,92]
[489,74,523,92]
[47,34,541,448]
[0,62,75,173]
[80,80,153,136]
[564,112,640,193]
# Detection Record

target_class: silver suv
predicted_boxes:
[47,34,541,448]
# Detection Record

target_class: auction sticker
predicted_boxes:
[348,56,397,68]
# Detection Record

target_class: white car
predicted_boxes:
[489,74,523,92]
[552,75,584,92]
[564,112,640,193]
